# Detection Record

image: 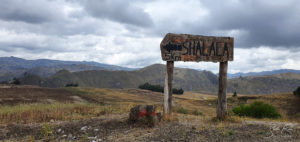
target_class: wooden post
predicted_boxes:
[217,61,228,120]
[163,61,174,118]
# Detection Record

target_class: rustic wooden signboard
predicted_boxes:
[160,33,234,120]
[160,33,234,62]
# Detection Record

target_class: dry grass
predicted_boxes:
[227,93,300,122]
[70,87,163,105]
[1,86,300,124]
[0,87,80,105]
[0,87,165,124]
[1,86,300,142]
[0,103,132,124]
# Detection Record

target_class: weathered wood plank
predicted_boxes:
[217,61,228,120]
[163,61,174,117]
[160,33,234,62]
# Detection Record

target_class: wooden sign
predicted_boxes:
[160,33,234,62]
[160,33,234,120]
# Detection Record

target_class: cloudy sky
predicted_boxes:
[0,0,300,73]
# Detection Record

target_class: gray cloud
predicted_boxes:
[81,0,153,27]
[187,0,300,47]
[0,0,64,24]
[141,0,300,48]
[0,0,300,73]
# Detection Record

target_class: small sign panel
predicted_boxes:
[160,33,234,62]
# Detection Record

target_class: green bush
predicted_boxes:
[172,88,184,94]
[65,83,78,87]
[293,86,300,97]
[233,91,237,97]
[11,77,21,85]
[138,83,164,93]
[232,101,281,118]
[138,83,184,94]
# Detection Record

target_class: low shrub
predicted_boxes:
[138,83,164,93]
[232,101,281,118]
[233,91,237,97]
[10,77,21,85]
[138,82,184,94]
[293,86,300,97]
[65,83,78,87]
[172,88,184,94]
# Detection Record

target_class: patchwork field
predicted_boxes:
[0,85,300,141]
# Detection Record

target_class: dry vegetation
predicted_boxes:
[0,103,124,124]
[0,85,300,141]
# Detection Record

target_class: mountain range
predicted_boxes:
[17,65,300,95]
[227,69,300,78]
[18,64,218,93]
[1,57,300,95]
[0,56,135,81]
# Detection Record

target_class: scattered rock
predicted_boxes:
[62,134,67,138]
[57,128,62,133]
[88,136,97,139]
[50,119,54,123]
[72,136,77,140]
[94,128,99,132]
[81,126,88,131]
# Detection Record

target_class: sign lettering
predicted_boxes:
[160,33,234,62]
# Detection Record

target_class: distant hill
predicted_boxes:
[227,69,300,78]
[2,57,300,94]
[16,64,300,94]
[0,56,136,81]
[228,73,300,94]
[18,64,219,93]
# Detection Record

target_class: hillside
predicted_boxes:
[2,57,300,95]
[227,69,300,78]
[228,73,300,94]
[0,56,135,81]
[15,64,300,94]
[0,56,133,70]
[18,64,219,93]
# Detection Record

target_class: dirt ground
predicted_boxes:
[1,114,300,142]
[0,85,300,141]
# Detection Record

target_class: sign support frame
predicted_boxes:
[161,33,233,120]
[163,61,174,118]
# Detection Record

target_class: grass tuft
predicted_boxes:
[192,110,203,116]
[176,107,189,114]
